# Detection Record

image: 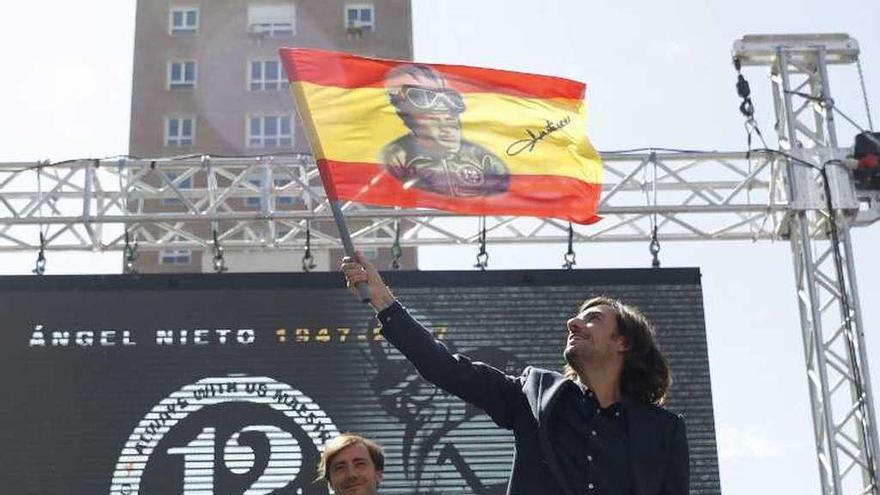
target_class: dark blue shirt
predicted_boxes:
[550,381,632,495]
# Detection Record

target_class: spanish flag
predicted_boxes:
[279,48,602,224]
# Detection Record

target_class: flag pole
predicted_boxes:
[278,49,371,302]
[328,199,372,303]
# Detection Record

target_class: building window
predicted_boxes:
[275,178,294,205]
[168,61,197,89]
[361,246,379,259]
[345,4,374,31]
[246,177,262,207]
[163,170,194,205]
[247,115,293,148]
[249,60,288,91]
[248,5,296,37]
[165,117,195,147]
[159,248,192,265]
[246,177,295,206]
[170,7,199,35]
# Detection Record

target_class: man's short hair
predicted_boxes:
[316,433,385,481]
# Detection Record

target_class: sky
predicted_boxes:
[1,1,879,494]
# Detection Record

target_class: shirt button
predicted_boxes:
[615,411,621,417]
[595,408,601,414]
[588,483,595,490]
[587,455,593,462]
[591,430,597,436]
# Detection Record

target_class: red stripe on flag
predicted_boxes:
[280,48,585,100]
[317,159,601,224]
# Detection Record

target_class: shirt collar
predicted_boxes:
[571,378,629,416]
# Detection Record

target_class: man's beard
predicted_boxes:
[563,345,581,371]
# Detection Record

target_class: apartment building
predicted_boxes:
[128,0,416,273]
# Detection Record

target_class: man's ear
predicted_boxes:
[376,470,385,484]
[614,333,630,353]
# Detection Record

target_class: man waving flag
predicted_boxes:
[280,48,603,224]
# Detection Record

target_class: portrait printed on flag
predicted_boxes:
[381,65,510,198]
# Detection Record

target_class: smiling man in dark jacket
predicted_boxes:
[341,252,689,495]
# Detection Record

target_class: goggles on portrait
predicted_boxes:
[400,85,466,112]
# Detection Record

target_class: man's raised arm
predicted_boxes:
[339,252,525,429]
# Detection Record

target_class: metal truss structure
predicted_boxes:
[1,147,876,252]
[0,33,877,495]
[0,150,796,250]
[735,33,879,495]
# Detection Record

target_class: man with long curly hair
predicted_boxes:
[341,252,688,495]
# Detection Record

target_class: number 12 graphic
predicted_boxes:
[167,425,302,494]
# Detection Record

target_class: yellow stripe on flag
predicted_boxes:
[293,81,602,183]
